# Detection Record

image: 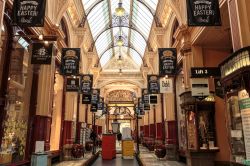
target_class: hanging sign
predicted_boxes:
[238,90,250,159]
[147,75,160,94]
[186,0,221,26]
[12,0,46,27]
[90,104,98,112]
[31,43,53,64]
[214,78,224,98]
[160,78,173,93]
[191,78,209,98]
[144,103,150,111]
[82,94,91,104]
[91,89,100,105]
[150,95,158,104]
[98,97,104,110]
[61,48,80,75]
[66,77,79,92]
[191,67,221,78]
[80,74,93,94]
[159,48,177,76]
[142,89,149,104]
[138,98,144,111]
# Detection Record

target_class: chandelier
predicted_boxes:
[115,0,125,16]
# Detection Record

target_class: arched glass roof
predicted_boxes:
[82,0,158,68]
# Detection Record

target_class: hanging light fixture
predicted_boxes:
[118,55,122,64]
[115,0,125,16]
[119,68,122,75]
[117,36,123,46]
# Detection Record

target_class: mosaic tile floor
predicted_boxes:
[139,146,186,166]
[53,152,92,166]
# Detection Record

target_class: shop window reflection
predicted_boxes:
[0,32,31,164]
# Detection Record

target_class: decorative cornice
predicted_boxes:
[153,27,167,36]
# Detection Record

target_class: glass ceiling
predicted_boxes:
[82,0,159,67]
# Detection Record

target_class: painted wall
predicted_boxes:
[203,48,231,161]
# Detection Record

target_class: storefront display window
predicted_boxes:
[0,34,32,164]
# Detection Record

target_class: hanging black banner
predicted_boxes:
[82,94,91,104]
[91,104,98,112]
[150,95,158,104]
[138,98,144,112]
[91,89,100,105]
[98,97,104,110]
[80,74,93,94]
[142,89,150,104]
[66,77,79,92]
[186,0,221,26]
[31,43,53,64]
[12,0,46,27]
[147,75,160,94]
[144,103,150,111]
[159,48,177,76]
[61,48,80,76]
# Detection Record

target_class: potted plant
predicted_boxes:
[71,144,84,158]
[155,144,166,158]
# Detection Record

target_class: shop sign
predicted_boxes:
[66,77,79,92]
[82,94,91,104]
[147,75,160,94]
[91,89,100,105]
[80,74,93,94]
[142,89,149,104]
[214,78,224,98]
[191,78,209,98]
[61,48,80,76]
[98,97,104,110]
[191,67,221,78]
[144,103,150,111]
[90,104,98,112]
[12,0,46,27]
[138,98,144,112]
[238,89,250,159]
[31,43,53,64]
[159,48,177,76]
[186,0,221,26]
[219,47,250,78]
[160,78,173,94]
[149,95,158,104]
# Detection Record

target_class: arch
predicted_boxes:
[99,45,143,62]
[94,26,147,44]
[59,14,72,47]
[81,0,161,27]
[97,79,144,89]
[171,18,180,46]
[55,0,71,24]
[60,17,70,46]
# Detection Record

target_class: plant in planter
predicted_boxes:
[71,144,84,158]
[154,144,166,158]
[147,142,155,151]
[85,142,93,151]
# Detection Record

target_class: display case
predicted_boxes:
[226,95,245,163]
[181,98,219,166]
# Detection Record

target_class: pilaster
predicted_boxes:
[0,0,6,42]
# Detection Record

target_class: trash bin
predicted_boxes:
[31,153,48,166]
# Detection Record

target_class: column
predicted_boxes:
[228,0,250,51]
[33,56,56,150]
[0,0,6,41]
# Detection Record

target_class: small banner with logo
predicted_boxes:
[160,78,173,94]
[80,74,93,94]
[159,48,177,76]
[98,97,104,110]
[66,77,79,92]
[31,43,53,64]
[61,48,80,76]
[12,0,46,27]
[186,0,221,26]
[147,75,160,94]
[91,89,100,105]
